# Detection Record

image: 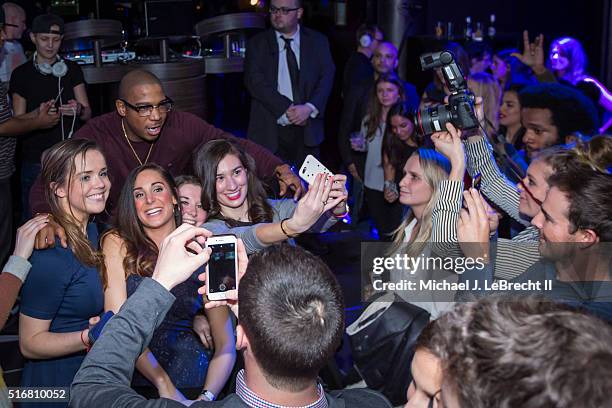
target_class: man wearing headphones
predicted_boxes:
[10,13,91,219]
[341,24,383,99]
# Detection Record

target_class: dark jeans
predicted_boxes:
[0,178,12,265]
[21,162,41,222]
[363,186,405,241]
[277,125,320,169]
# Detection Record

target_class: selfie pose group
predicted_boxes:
[1,1,612,407]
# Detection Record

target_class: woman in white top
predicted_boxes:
[352,72,406,240]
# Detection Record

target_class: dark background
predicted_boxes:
[6,0,609,169]
[23,0,605,78]
[19,0,604,172]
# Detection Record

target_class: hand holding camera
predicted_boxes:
[431,122,467,181]
[414,50,479,136]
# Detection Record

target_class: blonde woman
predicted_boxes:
[468,72,502,137]
[387,124,466,318]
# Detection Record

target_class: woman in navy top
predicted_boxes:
[19,139,109,407]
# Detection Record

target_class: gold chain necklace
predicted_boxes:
[122,120,154,166]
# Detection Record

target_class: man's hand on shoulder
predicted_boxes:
[34,215,67,249]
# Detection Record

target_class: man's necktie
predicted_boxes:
[281,36,301,103]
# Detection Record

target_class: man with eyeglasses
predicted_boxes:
[0,3,27,84]
[29,69,303,247]
[244,0,335,168]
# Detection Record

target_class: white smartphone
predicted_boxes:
[299,154,333,185]
[205,234,238,301]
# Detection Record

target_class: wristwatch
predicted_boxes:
[200,389,216,401]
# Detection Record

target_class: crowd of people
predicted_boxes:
[1,0,611,407]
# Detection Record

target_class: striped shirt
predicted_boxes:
[235,369,328,408]
[431,179,464,257]
[0,82,15,180]
[465,136,541,280]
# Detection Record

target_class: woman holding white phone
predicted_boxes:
[194,139,348,254]
[101,163,235,403]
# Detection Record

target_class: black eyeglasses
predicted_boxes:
[269,5,300,15]
[120,98,173,117]
[4,23,20,28]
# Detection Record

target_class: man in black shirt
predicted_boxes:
[341,24,383,99]
[10,13,91,218]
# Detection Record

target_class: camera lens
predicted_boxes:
[414,105,454,136]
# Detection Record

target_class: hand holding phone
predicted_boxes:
[152,224,213,291]
[200,238,247,318]
[205,235,238,301]
[299,155,343,189]
[59,99,81,116]
[299,155,332,186]
[48,88,64,114]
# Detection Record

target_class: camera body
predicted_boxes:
[415,51,479,135]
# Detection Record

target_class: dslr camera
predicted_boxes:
[414,51,479,135]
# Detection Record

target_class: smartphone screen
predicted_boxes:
[207,242,237,294]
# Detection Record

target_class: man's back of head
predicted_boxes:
[238,244,345,391]
[434,296,612,408]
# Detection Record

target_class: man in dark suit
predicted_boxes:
[244,0,335,168]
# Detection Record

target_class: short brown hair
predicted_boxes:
[239,244,344,391]
[547,167,612,241]
[435,296,612,408]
